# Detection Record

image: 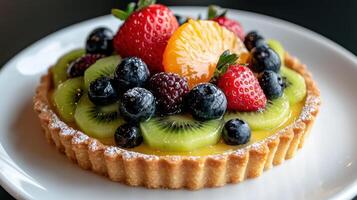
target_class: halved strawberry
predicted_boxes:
[112,0,179,73]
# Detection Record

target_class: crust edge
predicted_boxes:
[33,53,321,190]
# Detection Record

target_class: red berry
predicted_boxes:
[218,65,266,111]
[212,16,245,41]
[149,72,189,115]
[113,4,179,73]
[67,54,105,78]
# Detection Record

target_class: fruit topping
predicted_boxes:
[113,57,150,93]
[51,49,85,87]
[84,55,121,89]
[258,70,285,100]
[222,119,251,145]
[53,77,84,122]
[185,83,227,121]
[244,31,265,51]
[175,14,188,25]
[74,95,124,140]
[140,114,223,151]
[115,123,143,148]
[163,19,246,88]
[86,27,114,56]
[88,77,119,105]
[218,65,267,111]
[267,39,285,63]
[281,66,307,105]
[67,54,105,78]
[149,72,189,115]
[119,87,156,122]
[250,45,281,73]
[208,5,245,41]
[112,1,179,72]
[225,94,290,130]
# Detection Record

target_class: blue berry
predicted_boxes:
[258,70,284,100]
[86,27,114,56]
[244,31,265,51]
[88,77,119,105]
[185,83,227,121]
[119,87,156,122]
[251,46,281,73]
[223,119,251,145]
[115,123,143,148]
[114,57,150,93]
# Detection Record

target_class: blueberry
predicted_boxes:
[114,57,150,93]
[250,46,281,73]
[244,31,266,51]
[185,83,227,121]
[86,27,114,56]
[88,77,119,105]
[258,70,285,100]
[119,87,156,122]
[174,14,188,25]
[223,119,251,145]
[115,123,143,148]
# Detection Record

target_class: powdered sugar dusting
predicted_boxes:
[72,133,89,144]
[299,94,320,121]
[89,140,100,151]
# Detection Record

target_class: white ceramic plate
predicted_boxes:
[0,6,356,200]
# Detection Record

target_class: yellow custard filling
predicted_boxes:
[130,100,304,156]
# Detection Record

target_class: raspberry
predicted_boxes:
[149,72,189,115]
[67,54,105,78]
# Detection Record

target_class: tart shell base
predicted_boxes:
[33,53,320,190]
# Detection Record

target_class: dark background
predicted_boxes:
[0,0,356,199]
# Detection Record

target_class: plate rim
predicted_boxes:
[0,6,356,200]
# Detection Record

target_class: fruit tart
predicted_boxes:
[33,1,320,190]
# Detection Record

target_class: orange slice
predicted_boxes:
[163,19,247,88]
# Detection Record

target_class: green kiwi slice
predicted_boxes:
[267,39,285,64]
[281,66,307,105]
[84,55,121,89]
[51,49,85,87]
[53,77,84,123]
[140,115,223,152]
[74,95,124,139]
[224,94,290,131]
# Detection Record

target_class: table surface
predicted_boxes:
[0,0,356,199]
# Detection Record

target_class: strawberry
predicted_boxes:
[214,51,266,111]
[207,5,245,41]
[112,0,179,73]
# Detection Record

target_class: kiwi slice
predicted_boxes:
[281,66,307,105]
[224,94,290,131]
[53,77,84,123]
[84,55,121,89]
[267,39,285,63]
[51,49,85,87]
[140,115,223,152]
[74,95,124,139]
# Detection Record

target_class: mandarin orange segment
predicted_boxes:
[163,19,247,88]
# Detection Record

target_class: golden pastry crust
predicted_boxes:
[33,53,320,190]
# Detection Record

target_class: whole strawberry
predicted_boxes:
[218,65,266,111]
[112,0,179,73]
[208,5,245,41]
[214,51,266,111]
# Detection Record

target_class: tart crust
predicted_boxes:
[33,53,320,190]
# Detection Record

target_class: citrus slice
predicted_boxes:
[163,19,247,88]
